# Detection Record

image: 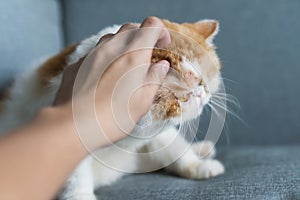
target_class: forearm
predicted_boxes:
[0,107,87,200]
[0,16,169,200]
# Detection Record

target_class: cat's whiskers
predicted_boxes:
[179,118,199,142]
[209,97,247,126]
[207,102,232,144]
[212,93,240,108]
[214,76,237,84]
[207,102,226,123]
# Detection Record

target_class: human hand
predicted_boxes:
[53,17,171,150]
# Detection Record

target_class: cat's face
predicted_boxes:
[151,19,221,123]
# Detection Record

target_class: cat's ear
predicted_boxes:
[193,20,219,44]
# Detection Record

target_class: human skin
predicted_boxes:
[0,17,170,200]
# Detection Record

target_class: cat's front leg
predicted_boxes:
[144,126,224,179]
[167,154,224,179]
[58,156,96,200]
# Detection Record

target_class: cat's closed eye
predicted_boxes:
[198,79,204,86]
[198,79,209,93]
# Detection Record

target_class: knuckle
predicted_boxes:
[103,33,113,39]
[97,33,114,45]
[144,16,163,27]
[126,22,137,27]
[118,23,137,32]
[121,23,131,29]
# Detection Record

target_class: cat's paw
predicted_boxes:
[180,159,224,179]
[191,140,216,158]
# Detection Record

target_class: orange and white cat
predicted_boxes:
[0,19,224,200]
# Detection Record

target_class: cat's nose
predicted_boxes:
[193,86,204,98]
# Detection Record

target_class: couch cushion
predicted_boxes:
[0,0,63,90]
[95,146,300,200]
[61,0,300,145]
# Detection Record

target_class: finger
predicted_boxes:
[143,60,170,98]
[97,33,115,46]
[95,23,139,55]
[122,17,171,77]
[133,16,171,49]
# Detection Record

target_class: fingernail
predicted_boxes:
[161,60,170,75]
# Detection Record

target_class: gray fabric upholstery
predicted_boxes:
[0,0,63,90]
[61,0,300,145]
[95,146,300,200]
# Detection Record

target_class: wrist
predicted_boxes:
[34,105,88,155]
[37,105,72,130]
[37,103,109,152]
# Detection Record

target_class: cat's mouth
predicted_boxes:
[176,90,209,104]
[177,91,211,113]
[152,86,210,120]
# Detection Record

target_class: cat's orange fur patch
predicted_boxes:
[37,44,78,85]
[151,20,220,119]
[0,45,77,112]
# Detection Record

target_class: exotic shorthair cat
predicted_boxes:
[0,18,224,199]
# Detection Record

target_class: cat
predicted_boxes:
[0,18,224,200]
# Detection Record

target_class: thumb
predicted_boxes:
[144,60,170,98]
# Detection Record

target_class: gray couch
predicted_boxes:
[1,0,299,199]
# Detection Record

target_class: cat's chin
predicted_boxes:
[150,99,207,125]
[169,108,203,125]
[178,101,205,123]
